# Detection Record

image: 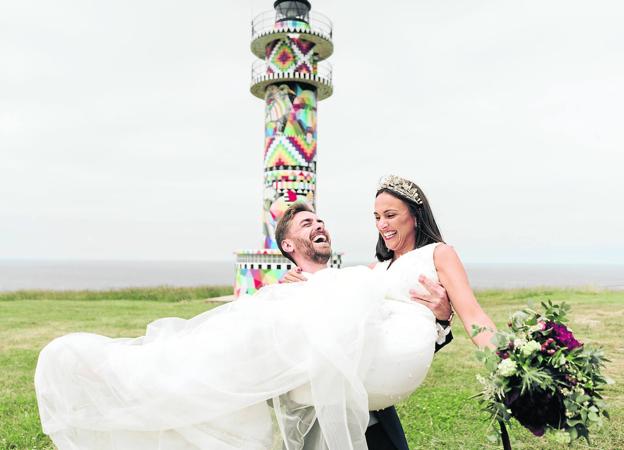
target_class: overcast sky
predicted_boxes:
[1,0,623,264]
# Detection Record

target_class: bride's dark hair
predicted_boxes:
[375,187,444,262]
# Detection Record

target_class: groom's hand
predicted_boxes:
[409,275,452,321]
[280,267,308,283]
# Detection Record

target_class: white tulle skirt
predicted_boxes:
[35,267,436,450]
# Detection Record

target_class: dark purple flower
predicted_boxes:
[528,425,546,437]
[504,388,565,437]
[545,322,582,350]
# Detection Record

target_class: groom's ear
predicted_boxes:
[281,238,295,255]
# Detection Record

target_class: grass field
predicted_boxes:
[0,286,621,449]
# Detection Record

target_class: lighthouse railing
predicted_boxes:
[251,10,333,41]
[251,59,333,86]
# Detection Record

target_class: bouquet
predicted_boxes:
[473,301,609,446]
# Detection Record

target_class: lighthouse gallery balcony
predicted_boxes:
[250,10,334,61]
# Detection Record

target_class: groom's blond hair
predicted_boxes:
[275,203,315,264]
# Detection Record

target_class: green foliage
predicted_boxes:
[541,299,571,323]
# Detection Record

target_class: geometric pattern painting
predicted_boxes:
[234,250,342,297]
[273,19,311,32]
[235,267,287,297]
[270,41,296,72]
[264,84,317,165]
[264,138,309,167]
[262,82,318,249]
[262,167,316,249]
[265,36,317,77]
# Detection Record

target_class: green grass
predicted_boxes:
[0,287,622,449]
[0,285,232,302]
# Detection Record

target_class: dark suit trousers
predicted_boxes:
[366,423,399,450]
[367,407,409,450]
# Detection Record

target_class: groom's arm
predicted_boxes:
[434,321,453,352]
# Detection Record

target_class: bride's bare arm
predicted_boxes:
[434,244,496,349]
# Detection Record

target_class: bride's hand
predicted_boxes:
[280,267,308,283]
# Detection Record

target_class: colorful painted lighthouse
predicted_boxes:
[234,0,340,296]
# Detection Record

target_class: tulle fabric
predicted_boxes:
[35,262,437,450]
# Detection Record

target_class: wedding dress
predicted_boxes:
[35,244,440,450]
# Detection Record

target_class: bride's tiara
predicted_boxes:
[378,175,423,205]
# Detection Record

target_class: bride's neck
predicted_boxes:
[392,247,413,261]
[392,237,417,261]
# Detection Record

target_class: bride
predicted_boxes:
[34,175,495,450]
[280,175,497,449]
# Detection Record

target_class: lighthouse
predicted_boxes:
[234,0,340,296]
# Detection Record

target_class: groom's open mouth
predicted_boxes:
[310,232,330,246]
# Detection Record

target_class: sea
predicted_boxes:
[0,260,623,292]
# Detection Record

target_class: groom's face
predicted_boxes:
[283,211,332,265]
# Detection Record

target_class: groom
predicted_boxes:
[274,203,453,450]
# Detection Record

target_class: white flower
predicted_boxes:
[511,311,529,325]
[513,338,527,348]
[497,359,517,377]
[520,340,542,357]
